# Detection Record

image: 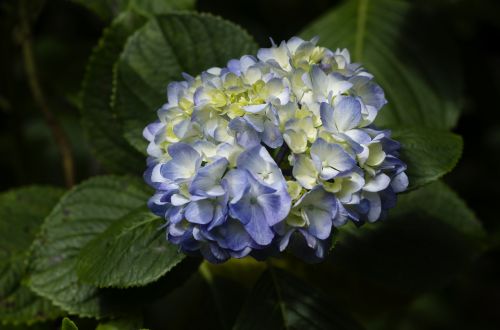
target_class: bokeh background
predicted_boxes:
[1,0,499,329]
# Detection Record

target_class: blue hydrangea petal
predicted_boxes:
[333,96,362,131]
[161,143,201,181]
[229,117,260,148]
[237,146,287,190]
[189,157,228,197]
[391,172,409,193]
[310,138,356,180]
[258,190,291,226]
[214,220,254,251]
[363,173,391,192]
[185,199,214,224]
[262,120,284,149]
[222,169,250,203]
[243,206,275,245]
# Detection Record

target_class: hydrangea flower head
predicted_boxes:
[144,37,408,263]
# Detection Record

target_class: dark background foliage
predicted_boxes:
[0,0,499,329]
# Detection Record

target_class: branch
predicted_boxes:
[19,1,75,187]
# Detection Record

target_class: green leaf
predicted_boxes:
[76,208,185,288]
[146,271,238,330]
[70,0,195,21]
[80,12,146,174]
[61,317,78,330]
[128,0,196,17]
[69,0,125,21]
[199,262,254,329]
[233,268,364,330]
[113,12,258,153]
[302,181,485,315]
[300,0,463,130]
[96,317,143,330]
[393,181,485,241]
[0,186,64,325]
[393,127,463,190]
[27,176,152,318]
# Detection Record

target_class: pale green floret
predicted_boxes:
[286,180,303,201]
[292,155,319,189]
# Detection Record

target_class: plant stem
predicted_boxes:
[19,2,75,187]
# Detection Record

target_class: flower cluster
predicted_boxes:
[144,37,408,263]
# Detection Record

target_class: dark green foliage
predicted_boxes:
[0,187,64,325]
[80,12,146,174]
[76,208,185,288]
[61,317,78,330]
[0,0,498,328]
[393,128,463,190]
[27,176,151,318]
[234,268,364,330]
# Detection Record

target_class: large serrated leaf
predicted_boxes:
[113,12,259,153]
[27,176,152,318]
[332,181,484,292]
[233,268,364,330]
[300,0,463,130]
[80,12,146,174]
[299,181,485,317]
[0,186,64,325]
[76,207,185,288]
[393,127,463,190]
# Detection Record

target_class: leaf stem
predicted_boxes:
[268,264,290,330]
[19,1,75,187]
